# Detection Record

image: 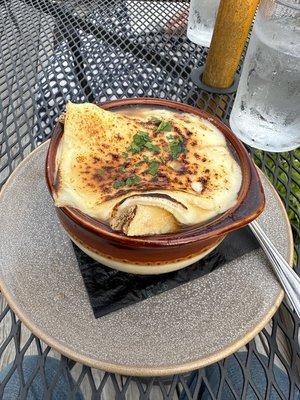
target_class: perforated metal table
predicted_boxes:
[0,0,299,398]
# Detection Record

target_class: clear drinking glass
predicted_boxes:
[230,0,300,152]
[187,0,221,47]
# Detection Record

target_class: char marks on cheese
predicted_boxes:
[54,102,242,236]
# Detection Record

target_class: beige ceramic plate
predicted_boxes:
[0,142,293,377]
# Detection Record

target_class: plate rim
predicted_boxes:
[0,141,294,377]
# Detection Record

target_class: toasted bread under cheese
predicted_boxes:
[54,102,242,236]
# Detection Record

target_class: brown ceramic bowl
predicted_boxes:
[46,98,265,274]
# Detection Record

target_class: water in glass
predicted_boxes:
[230,0,300,152]
[187,0,220,47]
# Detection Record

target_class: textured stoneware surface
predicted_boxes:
[0,142,293,376]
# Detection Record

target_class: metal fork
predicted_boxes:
[249,220,300,318]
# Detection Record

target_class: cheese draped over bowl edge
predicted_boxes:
[54,102,242,236]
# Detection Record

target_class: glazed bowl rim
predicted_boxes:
[45,97,265,247]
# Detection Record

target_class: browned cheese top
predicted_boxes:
[55,102,242,226]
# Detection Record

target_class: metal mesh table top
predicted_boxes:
[0,0,299,398]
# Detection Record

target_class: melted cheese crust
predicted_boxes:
[55,103,242,232]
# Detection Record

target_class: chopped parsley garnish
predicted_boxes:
[126,175,141,186]
[127,131,163,154]
[119,165,126,173]
[122,151,129,160]
[147,161,159,176]
[113,180,126,189]
[134,131,150,144]
[168,136,186,159]
[156,121,172,133]
[126,129,163,156]
[128,143,141,153]
[144,142,160,153]
[113,175,141,189]
[96,168,105,176]
[127,132,150,153]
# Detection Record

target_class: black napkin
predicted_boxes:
[73,227,259,318]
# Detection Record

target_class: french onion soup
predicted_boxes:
[54,102,242,236]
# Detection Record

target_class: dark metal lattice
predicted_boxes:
[0,0,299,398]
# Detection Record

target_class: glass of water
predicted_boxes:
[187,0,221,47]
[230,0,300,152]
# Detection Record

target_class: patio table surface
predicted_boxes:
[0,0,299,398]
